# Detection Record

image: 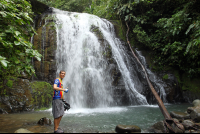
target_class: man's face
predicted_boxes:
[59,71,66,79]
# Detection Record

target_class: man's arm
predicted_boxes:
[53,84,69,94]
[53,84,65,91]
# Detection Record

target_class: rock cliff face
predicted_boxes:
[32,12,57,84]
[0,77,53,113]
[110,20,188,104]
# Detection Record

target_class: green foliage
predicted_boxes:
[110,0,200,78]
[6,80,13,88]
[34,0,53,6]
[0,0,42,91]
[162,74,168,80]
[37,0,118,19]
[37,0,92,13]
[85,0,118,19]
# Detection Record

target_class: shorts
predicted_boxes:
[52,99,64,119]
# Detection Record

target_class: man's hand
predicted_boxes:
[64,89,68,93]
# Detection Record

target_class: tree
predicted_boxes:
[110,0,200,78]
[0,0,42,79]
[37,0,92,13]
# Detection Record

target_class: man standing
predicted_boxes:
[52,70,69,133]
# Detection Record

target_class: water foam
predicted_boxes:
[43,107,127,115]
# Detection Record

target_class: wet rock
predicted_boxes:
[182,120,195,129]
[0,108,8,114]
[38,117,52,125]
[190,106,200,122]
[193,99,200,107]
[14,128,33,133]
[194,123,200,129]
[160,73,183,103]
[171,122,185,133]
[170,111,190,120]
[115,125,141,133]
[149,121,166,133]
[187,107,195,114]
[173,118,180,123]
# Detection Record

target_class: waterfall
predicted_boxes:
[46,8,167,108]
[136,50,167,103]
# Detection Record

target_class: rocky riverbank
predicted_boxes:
[149,99,200,133]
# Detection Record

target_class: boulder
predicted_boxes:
[149,121,166,133]
[194,123,200,129]
[170,111,190,120]
[190,106,200,122]
[150,119,185,133]
[182,120,195,130]
[193,99,200,107]
[171,122,185,133]
[14,128,33,133]
[115,125,141,133]
[37,117,52,125]
[187,107,195,114]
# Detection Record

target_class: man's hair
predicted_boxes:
[60,70,66,74]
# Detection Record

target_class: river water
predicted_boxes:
[0,103,191,133]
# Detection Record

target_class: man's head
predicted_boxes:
[59,70,66,79]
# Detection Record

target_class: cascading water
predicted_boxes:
[135,50,167,103]
[46,8,167,108]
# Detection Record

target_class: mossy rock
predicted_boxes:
[0,78,53,113]
[90,25,104,40]
[109,20,126,42]
[163,74,169,80]
[181,75,200,93]
[30,81,53,109]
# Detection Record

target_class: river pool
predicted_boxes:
[0,103,192,133]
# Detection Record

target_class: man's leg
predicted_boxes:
[54,116,63,131]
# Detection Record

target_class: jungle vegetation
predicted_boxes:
[0,0,42,87]
[1,0,200,84]
[37,0,200,79]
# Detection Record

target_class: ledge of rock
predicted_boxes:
[170,111,190,120]
[115,125,141,133]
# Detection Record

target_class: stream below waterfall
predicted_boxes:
[0,103,191,133]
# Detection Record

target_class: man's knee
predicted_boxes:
[54,116,63,120]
